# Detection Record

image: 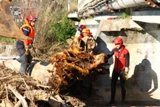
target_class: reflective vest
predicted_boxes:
[113,45,129,73]
[20,23,34,46]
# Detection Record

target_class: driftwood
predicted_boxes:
[24,90,50,101]
[0,66,49,106]
[14,100,22,107]
[0,99,14,107]
[8,85,28,107]
[49,95,67,107]
[48,37,108,92]
[0,64,88,107]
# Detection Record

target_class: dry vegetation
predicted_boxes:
[9,0,78,61]
[68,0,78,13]
[33,0,77,60]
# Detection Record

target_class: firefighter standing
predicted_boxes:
[16,15,36,74]
[81,28,96,54]
[107,37,130,105]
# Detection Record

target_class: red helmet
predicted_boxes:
[78,24,86,32]
[79,25,86,29]
[27,15,36,22]
[114,37,123,45]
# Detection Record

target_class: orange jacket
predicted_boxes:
[20,18,35,46]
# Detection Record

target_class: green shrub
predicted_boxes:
[121,9,130,19]
[46,13,76,43]
[54,17,76,42]
[0,36,15,44]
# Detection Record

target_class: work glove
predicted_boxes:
[25,46,29,55]
[125,67,129,74]
[28,43,35,49]
[120,67,129,80]
[124,67,129,80]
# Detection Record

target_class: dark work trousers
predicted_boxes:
[17,51,32,74]
[110,70,126,102]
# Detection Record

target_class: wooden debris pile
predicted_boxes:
[48,37,109,92]
[0,65,87,107]
[0,65,52,107]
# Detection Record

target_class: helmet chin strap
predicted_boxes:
[116,45,123,50]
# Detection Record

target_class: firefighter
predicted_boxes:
[81,28,92,38]
[81,28,96,54]
[107,37,130,105]
[16,15,36,74]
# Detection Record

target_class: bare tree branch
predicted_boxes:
[8,85,28,107]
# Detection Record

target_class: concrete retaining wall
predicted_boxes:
[82,21,160,103]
